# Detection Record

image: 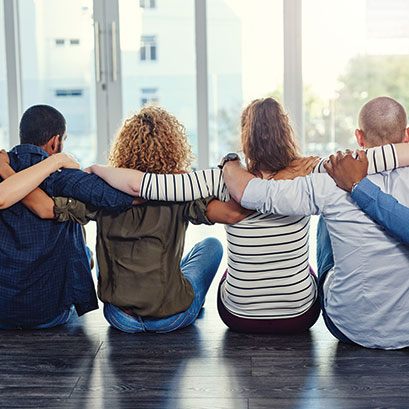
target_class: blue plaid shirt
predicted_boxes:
[0,144,134,328]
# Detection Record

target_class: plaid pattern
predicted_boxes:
[0,144,134,328]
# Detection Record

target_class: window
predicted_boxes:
[140,0,156,9]
[207,0,283,166]
[119,0,197,163]
[0,5,9,149]
[302,0,409,156]
[141,88,158,106]
[55,89,84,97]
[19,0,97,167]
[140,35,157,61]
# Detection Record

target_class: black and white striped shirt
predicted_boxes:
[140,144,397,319]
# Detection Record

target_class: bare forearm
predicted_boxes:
[222,161,255,203]
[206,199,253,224]
[86,165,143,196]
[0,156,63,209]
[0,163,55,217]
[394,143,409,167]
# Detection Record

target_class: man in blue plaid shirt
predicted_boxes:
[0,105,134,329]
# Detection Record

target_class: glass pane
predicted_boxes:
[207,0,284,166]
[303,0,409,156]
[119,0,198,163]
[18,0,96,167]
[0,1,9,150]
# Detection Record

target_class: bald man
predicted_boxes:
[317,96,409,284]
[222,96,409,349]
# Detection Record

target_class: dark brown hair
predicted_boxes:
[241,97,299,177]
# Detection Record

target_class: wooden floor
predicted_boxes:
[2,222,409,409]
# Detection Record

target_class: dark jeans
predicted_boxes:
[217,268,320,334]
[317,216,353,344]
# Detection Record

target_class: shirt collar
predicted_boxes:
[10,144,50,157]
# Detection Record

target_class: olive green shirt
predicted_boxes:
[54,197,215,318]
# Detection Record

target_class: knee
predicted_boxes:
[201,237,223,260]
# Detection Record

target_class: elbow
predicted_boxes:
[36,207,56,219]
[0,196,7,210]
[129,181,140,196]
[225,211,245,225]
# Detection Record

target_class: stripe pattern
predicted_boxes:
[312,144,397,175]
[140,143,397,319]
[140,168,315,319]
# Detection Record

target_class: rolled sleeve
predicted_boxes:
[241,178,270,211]
[183,196,215,226]
[53,197,99,225]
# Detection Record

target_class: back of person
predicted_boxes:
[321,167,409,348]
[0,144,97,328]
[0,104,133,329]
[95,200,210,318]
[221,212,315,319]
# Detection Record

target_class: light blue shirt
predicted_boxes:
[241,169,409,349]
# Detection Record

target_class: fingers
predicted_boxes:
[357,149,368,163]
[323,160,334,178]
[83,166,92,174]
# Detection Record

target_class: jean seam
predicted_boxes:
[106,306,145,333]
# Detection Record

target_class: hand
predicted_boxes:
[0,149,10,166]
[132,198,147,205]
[83,164,107,174]
[273,156,320,180]
[53,152,80,170]
[324,150,368,193]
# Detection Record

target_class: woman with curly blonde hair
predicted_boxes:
[52,105,250,333]
[109,106,194,174]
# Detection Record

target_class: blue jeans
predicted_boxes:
[0,306,74,330]
[316,216,353,344]
[104,237,223,333]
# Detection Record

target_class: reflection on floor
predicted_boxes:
[1,222,409,409]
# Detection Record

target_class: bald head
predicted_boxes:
[358,97,407,147]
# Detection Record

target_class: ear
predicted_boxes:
[42,135,60,155]
[49,135,60,154]
[404,128,409,143]
[355,129,365,147]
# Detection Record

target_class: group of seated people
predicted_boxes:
[1,95,409,350]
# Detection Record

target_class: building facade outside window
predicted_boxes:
[140,35,157,61]
[55,89,84,97]
[140,0,156,9]
[140,88,158,106]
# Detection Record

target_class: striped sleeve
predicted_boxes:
[140,169,229,202]
[312,144,397,175]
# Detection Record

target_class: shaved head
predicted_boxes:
[358,96,407,146]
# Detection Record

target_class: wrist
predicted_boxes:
[218,153,240,169]
[350,180,362,193]
[51,153,63,170]
[0,163,14,178]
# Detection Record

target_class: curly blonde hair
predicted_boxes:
[109,106,194,174]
